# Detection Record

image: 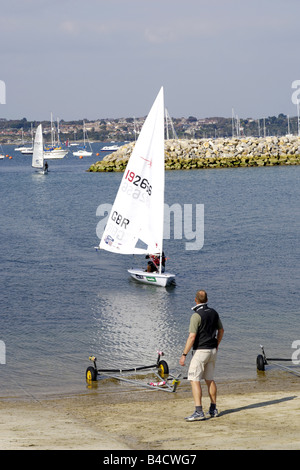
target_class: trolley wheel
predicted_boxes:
[158,360,169,377]
[86,366,97,382]
[256,354,265,371]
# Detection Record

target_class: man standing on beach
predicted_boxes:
[179,290,224,421]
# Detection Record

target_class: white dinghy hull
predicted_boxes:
[128,269,176,287]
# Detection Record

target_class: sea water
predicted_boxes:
[0,145,299,398]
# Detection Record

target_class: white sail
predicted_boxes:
[100,87,165,255]
[31,124,44,169]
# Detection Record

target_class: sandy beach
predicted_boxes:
[0,371,299,451]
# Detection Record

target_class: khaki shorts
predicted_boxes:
[187,349,217,381]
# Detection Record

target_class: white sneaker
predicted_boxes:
[185,410,206,421]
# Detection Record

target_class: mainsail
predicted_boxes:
[99,87,165,255]
[31,124,44,169]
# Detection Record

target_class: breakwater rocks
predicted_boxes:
[88,136,300,172]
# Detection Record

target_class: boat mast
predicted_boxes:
[159,246,163,274]
[83,120,86,148]
[51,112,55,148]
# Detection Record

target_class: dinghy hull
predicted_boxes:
[128,269,176,287]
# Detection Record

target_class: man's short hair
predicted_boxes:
[196,290,208,304]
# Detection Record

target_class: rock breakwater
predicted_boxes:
[88,136,300,172]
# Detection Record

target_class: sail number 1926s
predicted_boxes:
[124,169,152,196]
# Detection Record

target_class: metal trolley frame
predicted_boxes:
[85,351,181,393]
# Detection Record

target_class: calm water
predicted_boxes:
[0,144,299,398]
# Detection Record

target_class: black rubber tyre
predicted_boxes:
[256,354,265,371]
[86,366,97,381]
[158,360,169,377]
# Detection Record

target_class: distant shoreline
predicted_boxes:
[88,136,300,172]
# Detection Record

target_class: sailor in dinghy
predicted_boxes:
[146,252,166,273]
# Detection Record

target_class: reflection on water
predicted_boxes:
[91,283,179,370]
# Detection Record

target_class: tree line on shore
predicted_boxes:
[0,113,297,144]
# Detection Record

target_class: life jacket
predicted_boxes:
[152,256,160,266]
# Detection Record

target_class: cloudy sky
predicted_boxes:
[1,0,300,121]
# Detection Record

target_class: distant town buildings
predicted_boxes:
[0,113,297,144]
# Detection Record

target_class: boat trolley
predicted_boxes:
[86,351,181,392]
[256,345,300,377]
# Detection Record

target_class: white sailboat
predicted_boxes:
[99,87,176,287]
[15,128,27,151]
[73,121,93,157]
[32,124,48,174]
[19,124,34,154]
[69,130,79,146]
[44,114,68,159]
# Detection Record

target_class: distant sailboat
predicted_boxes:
[69,130,79,146]
[98,87,176,287]
[32,124,48,174]
[15,124,34,155]
[165,108,178,139]
[15,128,28,151]
[44,114,68,159]
[73,121,93,157]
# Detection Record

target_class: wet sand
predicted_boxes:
[0,371,299,450]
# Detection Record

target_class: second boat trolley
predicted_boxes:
[256,345,300,377]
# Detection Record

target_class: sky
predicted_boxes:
[1,0,300,121]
